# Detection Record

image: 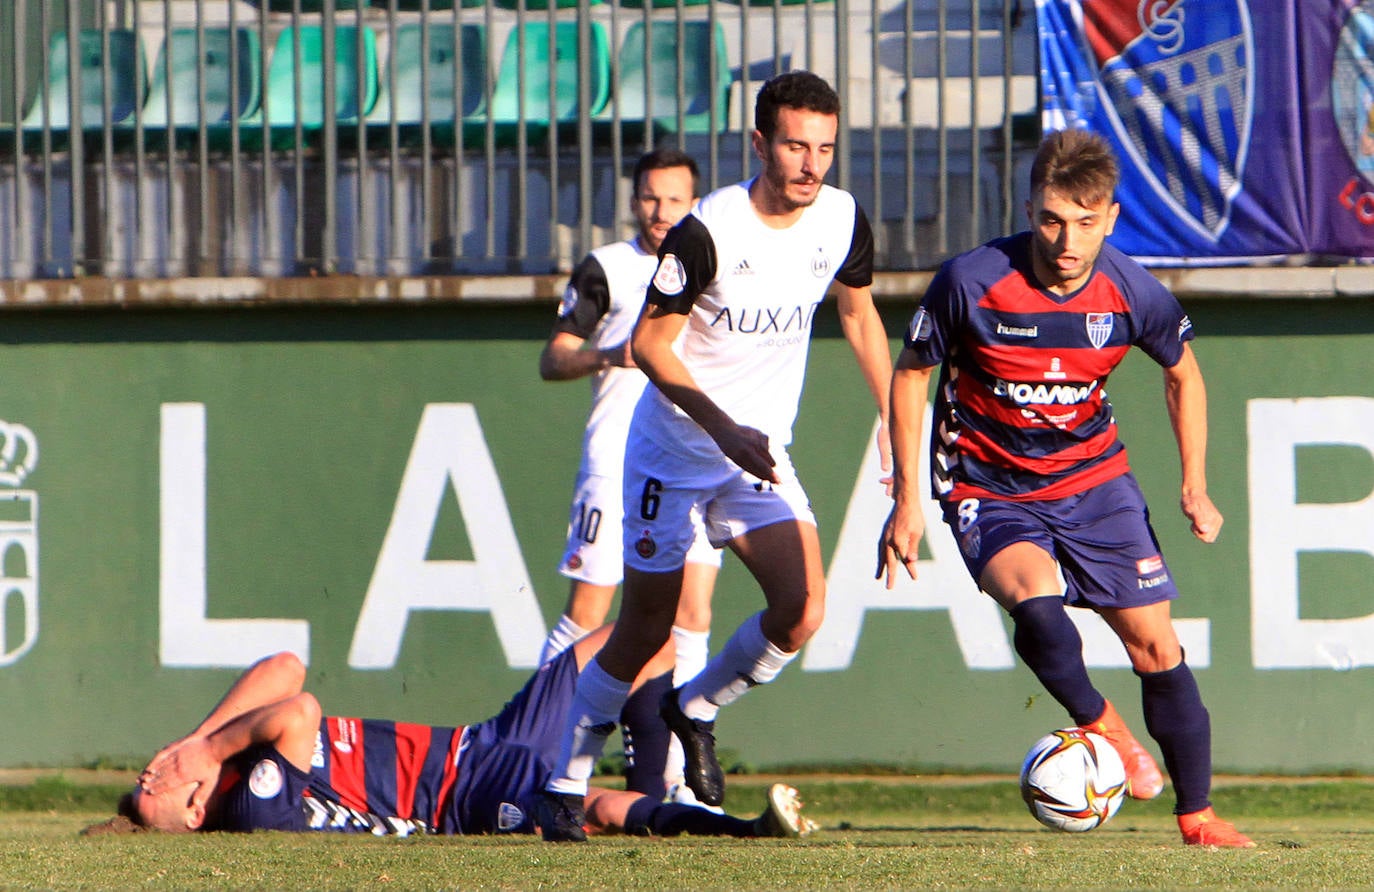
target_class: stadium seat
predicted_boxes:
[485,21,610,144]
[245,24,379,148]
[21,29,146,149]
[141,27,261,149]
[368,23,487,149]
[601,20,729,136]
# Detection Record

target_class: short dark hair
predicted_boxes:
[1030,129,1120,208]
[631,148,700,196]
[753,71,840,140]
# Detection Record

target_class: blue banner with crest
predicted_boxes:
[1037,0,1374,262]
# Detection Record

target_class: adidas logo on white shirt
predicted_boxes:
[732,258,754,275]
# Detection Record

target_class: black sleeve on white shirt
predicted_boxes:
[551,255,611,339]
[834,204,875,289]
[645,215,717,315]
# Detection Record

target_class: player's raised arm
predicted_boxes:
[878,354,934,587]
[1163,342,1222,543]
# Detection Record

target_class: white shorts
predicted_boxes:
[621,435,817,573]
[559,471,721,586]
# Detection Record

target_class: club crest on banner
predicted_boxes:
[1076,0,1253,242]
[1332,5,1374,176]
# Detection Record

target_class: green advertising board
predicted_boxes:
[0,298,1372,774]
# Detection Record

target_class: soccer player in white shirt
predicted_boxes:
[537,72,893,841]
[538,149,723,804]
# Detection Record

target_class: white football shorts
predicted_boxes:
[621,433,817,573]
[559,471,721,586]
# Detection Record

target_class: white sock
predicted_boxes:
[546,658,630,796]
[666,626,711,788]
[539,614,588,666]
[671,625,710,687]
[679,612,795,722]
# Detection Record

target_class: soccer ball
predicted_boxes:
[1019,727,1128,832]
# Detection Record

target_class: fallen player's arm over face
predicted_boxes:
[139,652,319,814]
[139,651,307,786]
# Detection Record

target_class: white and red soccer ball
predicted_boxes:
[1019,727,1128,833]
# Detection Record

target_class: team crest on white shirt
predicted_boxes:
[652,254,687,295]
[810,249,830,278]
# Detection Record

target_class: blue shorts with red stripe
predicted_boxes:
[441,646,581,834]
[940,471,1179,609]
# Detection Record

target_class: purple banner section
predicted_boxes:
[1037,0,1374,262]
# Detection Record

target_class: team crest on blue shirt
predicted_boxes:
[498,802,525,831]
[249,759,284,799]
[1085,313,1114,349]
[908,308,933,342]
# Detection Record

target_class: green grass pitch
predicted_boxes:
[6,773,1374,889]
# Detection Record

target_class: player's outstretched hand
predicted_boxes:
[1180,489,1223,543]
[877,501,923,588]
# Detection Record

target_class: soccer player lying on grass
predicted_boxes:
[94,626,813,839]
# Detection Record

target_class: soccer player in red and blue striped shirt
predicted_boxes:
[879,129,1253,848]
[120,627,812,840]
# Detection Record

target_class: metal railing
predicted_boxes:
[0,0,1036,278]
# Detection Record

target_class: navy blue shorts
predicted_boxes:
[443,647,580,834]
[940,472,1179,609]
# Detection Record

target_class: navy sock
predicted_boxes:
[623,797,756,837]
[1010,597,1105,726]
[619,671,673,799]
[1139,660,1211,815]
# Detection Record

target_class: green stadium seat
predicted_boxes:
[483,21,610,144]
[368,23,487,148]
[21,29,146,148]
[245,24,379,148]
[602,20,729,136]
[141,28,261,149]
